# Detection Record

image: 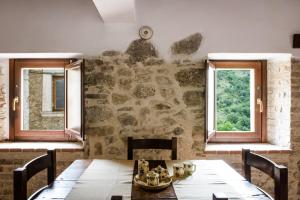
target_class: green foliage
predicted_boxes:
[216,70,251,131]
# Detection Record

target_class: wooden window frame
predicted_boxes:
[9,59,70,141]
[206,60,267,143]
[52,75,64,112]
[64,60,85,141]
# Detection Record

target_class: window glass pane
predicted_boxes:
[21,68,64,131]
[54,78,65,110]
[66,66,81,133]
[216,69,254,132]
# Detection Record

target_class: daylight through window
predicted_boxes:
[216,69,254,132]
[206,61,266,143]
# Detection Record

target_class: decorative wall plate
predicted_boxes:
[139,26,153,40]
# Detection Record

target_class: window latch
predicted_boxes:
[256,98,263,113]
[12,96,19,111]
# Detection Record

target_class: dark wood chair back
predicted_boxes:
[127,137,177,160]
[242,149,288,200]
[111,195,122,200]
[13,149,56,200]
[213,193,228,200]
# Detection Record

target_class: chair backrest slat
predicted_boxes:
[244,150,276,178]
[111,195,122,200]
[127,137,177,160]
[131,139,172,149]
[242,149,288,200]
[13,149,56,200]
[23,155,52,181]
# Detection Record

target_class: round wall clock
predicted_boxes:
[139,26,153,40]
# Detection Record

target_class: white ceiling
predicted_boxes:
[92,0,136,23]
[0,0,299,57]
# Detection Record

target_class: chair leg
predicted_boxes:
[171,137,177,160]
[274,166,288,200]
[127,137,133,160]
[242,148,251,182]
[47,149,56,185]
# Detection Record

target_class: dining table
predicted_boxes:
[35,159,271,200]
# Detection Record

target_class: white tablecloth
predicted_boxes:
[65,160,266,200]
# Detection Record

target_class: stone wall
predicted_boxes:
[27,70,64,130]
[84,36,205,160]
[290,58,300,199]
[84,54,206,159]
[267,59,291,146]
[0,150,84,200]
[0,60,8,141]
[0,66,6,141]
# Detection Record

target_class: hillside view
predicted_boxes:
[216,70,251,131]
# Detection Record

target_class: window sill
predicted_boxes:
[205,143,291,154]
[0,142,83,152]
[41,111,64,117]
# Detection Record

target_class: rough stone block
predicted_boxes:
[175,68,205,87]
[86,126,114,136]
[183,90,204,107]
[171,33,202,55]
[85,106,113,123]
[118,113,138,126]
[118,78,132,90]
[155,76,173,85]
[126,39,158,63]
[112,93,130,105]
[133,84,156,98]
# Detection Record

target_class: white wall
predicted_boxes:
[0,0,300,58]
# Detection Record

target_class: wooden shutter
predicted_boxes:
[65,60,85,140]
[206,60,216,142]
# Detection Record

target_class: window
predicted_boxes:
[9,59,84,141]
[40,70,64,115]
[21,68,65,131]
[206,61,267,143]
[52,76,65,111]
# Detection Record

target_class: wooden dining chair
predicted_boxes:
[242,149,288,200]
[127,137,177,160]
[111,195,122,200]
[14,149,56,200]
[213,193,228,200]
